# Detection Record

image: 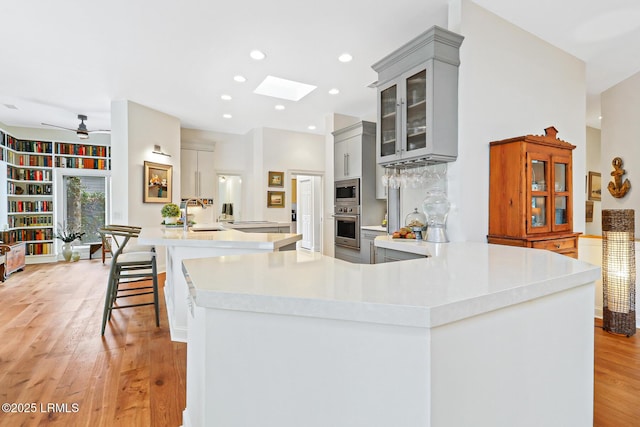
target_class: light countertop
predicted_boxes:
[138,226,300,249]
[374,235,433,255]
[361,225,387,232]
[224,221,292,230]
[182,242,600,328]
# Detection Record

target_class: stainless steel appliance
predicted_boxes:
[335,178,360,206]
[334,206,360,249]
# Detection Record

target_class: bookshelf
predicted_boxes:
[55,142,110,170]
[0,131,111,263]
[2,136,55,259]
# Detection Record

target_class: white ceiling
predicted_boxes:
[1,0,639,137]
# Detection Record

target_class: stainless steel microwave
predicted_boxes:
[334,178,360,205]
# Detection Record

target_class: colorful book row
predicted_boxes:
[7,166,52,182]
[56,143,109,157]
[1,228,53,243]
[7,182,53,195]
[26,242,54,255]
[5,136,53,154]
[8,215,54,228]
[5,151,53,167]
[7,200,53,213]
[56,157,110,170]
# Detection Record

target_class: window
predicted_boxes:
[60,174,109,243]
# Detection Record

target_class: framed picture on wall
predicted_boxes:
[144,161,172,203]
[588,171,601,201]
[267,191,285,208]
[585,200,594,223]
[268,171,284,187]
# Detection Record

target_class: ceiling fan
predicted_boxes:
[41,114,110,139]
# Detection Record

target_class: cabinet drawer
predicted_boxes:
[531,237,576,251]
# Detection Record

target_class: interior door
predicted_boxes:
[299,177,313,250]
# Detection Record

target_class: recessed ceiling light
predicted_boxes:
[250,50,266,60]
[221,94,232,101]
[338,53,353,63]
[223,114,232,119]
[308,125,317,130]
[275,104,285,110]
[234,75,247,83]
[328,88,340,95]
[254,75,317,101]
[599,115,603,120]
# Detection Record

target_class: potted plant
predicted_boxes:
[161,203,181,225]
[55,224,85,262]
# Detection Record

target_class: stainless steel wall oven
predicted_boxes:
[334,206,360,249]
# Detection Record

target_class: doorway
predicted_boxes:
[291,173,323,252]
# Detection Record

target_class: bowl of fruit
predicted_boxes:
[392,227,416,239]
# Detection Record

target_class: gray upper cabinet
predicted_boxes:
[333,122,374,180]
[372,26,464,167]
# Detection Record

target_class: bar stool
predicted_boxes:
[99,225,160,335]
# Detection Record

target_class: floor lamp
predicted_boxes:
[602,209,636,336]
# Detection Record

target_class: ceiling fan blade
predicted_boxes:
[88,129,111,134]
[41,122,77,131]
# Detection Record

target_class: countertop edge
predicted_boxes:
[182,248,601,329]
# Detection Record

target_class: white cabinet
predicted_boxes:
[181,149,215,199]
[334,135,362,180]
[372,26,463,167]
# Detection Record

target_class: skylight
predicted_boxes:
[253,76,317,101]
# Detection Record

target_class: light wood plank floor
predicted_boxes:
[0,261,638,426]
[0,260,185,427]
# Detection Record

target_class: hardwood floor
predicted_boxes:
[0,261,638,426]
[594,318,640,427]
[0,260,185,427]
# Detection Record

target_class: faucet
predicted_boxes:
[183,198,208,232]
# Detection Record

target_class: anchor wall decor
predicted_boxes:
[608,157,631,198]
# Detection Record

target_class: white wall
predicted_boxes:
[111,100,181,227]
[585,126,602,236]
[599,69,640,328]
[259,127,325,223]
[111,100,181,271]
[601,71,640,227]
[427,0,587,243]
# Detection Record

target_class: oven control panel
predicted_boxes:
[335,206,360,214]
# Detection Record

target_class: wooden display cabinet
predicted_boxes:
[488,126,580,258]
[1,242,26,281]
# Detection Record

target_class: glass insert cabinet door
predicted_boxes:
[405,69,427,153]
[379,85,397,158]
[529,158,550,233]
[552,160,571,229]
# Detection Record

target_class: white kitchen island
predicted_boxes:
[181,242,600,427]
[137,226,301,342]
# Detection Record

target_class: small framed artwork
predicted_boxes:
[144,161,172,203]
[268,171,284,187]
[588,171,601,201]
[267,191,285,208]
[585,200,594,223]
